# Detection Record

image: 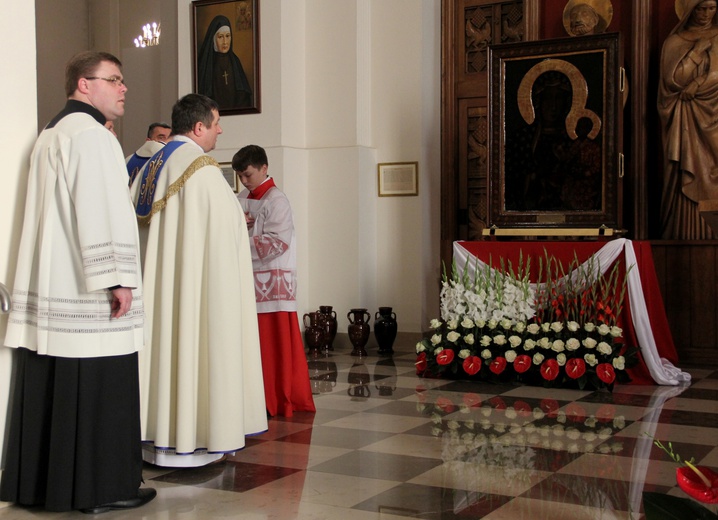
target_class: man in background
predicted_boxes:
[126,121,171,184]
[131,93,267,468]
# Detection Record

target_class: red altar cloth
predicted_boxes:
[456,240,680,385]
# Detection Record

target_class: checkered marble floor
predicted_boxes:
[2,333,717,519]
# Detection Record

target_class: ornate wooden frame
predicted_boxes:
[487,32,622,230]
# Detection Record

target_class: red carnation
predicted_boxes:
[415,352,427,374]
[436,349,455,366]
[462,355,481,375]
[596,363,616,384]
[488,356,507,375]
[540,359,560,381]
[513,354,532,373]
[565,357,586,379]
[676,465,718,504]
[462,392,482,408]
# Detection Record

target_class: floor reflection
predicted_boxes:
[1,333,717,519]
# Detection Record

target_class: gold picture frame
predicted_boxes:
[219,162,238,192]
[377,162,418,197]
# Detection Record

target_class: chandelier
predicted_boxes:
[134,22,161,48]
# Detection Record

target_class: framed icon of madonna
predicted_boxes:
[487,33,623,230]
[192,0,260,115]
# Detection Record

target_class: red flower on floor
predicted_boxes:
[436,349,455,366]
[565,358,586,379]
[596,403,616,422]
[462,392,482,408]
[676,464,718,504]
[435,396,455,413]
[514,355,532,373]
[596,363,616,384]
[488,396,506,410]
[463,355,481,375]
[415,353,427,374]
[540,398,560,417]
[540,359,560,381]
[565,402,587,423]
[513,400,531,416]
[488,356,507,375]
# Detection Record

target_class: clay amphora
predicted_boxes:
[374,306,398,355]
[347,308,371,357]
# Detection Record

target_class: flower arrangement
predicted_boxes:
[416,251,638,391]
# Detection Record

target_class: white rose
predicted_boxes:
[500,318,512,330]
[447,331,461,343]
[613,416,625,429]
[447,319,459,330]
[550,322,564,333]
[416,342,426,353]
[464,333,475,345]
[514,322,526,333]
[556,353,567,366]
[480,335,492,347]
[493,334,507,346]
[487,319,498,330]
[552,340,565,353]
[597,342,612,355]
[584,322,596,333]
[566,338,580,351]
[541,323,551,333]
[476,319,486,328]
[430,319,442,329]
[610,326,623,338]
[505,350,517,363]
[567,321,579,332]
[612,356,625,370]
[433,347,444,356]
[509,335,522,348]
[597,324,611,336]
[431,334,442,345]
[461,317,475,329]
[527,323,541,335]
[538,337,551,349]
[582,337,597,349]
[533,352,545,365]
[523,339,536,351]
[458,349,471,359]
[584,353,598,366]
[481,349,492,359]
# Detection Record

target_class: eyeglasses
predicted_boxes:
[85,76,127,88]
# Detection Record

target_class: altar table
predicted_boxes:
[454,239,691,386]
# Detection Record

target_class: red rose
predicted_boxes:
[565,358,586,379]
[436,349,455,366]
[513,354,532,373]
[540,359,560,381]
[540,398,560,417]
[436,396,455,413]
[596,363,616,384]
[676,465,718,504]
[415,352,427,374]
[488,356,507,375]
[462,355,481,376]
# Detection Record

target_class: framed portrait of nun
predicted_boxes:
[192,0,260,115]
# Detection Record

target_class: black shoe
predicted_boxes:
[80,487,157,514]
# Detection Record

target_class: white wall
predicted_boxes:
[0,0,37,480]
[174,0,441,332]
